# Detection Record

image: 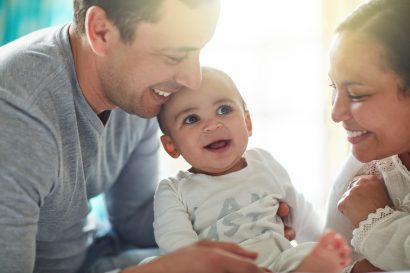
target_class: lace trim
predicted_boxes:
[351,206,395,253]
[357,156,395,178]
[358,154,410,179]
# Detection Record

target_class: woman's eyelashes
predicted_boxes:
[329,82,367,103]
[346,89,369,102]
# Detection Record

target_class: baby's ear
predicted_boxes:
[245,111,253,137]
[160,135,180,158]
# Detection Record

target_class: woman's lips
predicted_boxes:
[346,130,370,144]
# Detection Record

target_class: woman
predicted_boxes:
[325,0,410,271]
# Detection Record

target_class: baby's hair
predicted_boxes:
[157,67,247,135]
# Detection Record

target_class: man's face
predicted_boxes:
[99,0,220,117]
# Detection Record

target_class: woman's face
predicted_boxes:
[329,32,410,163]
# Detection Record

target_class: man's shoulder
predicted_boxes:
[0,25,72,103]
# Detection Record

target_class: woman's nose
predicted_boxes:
[331,91,351,123]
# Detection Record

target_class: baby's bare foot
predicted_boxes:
[293,230,351,272]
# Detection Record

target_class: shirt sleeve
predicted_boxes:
[0,99,58,273]
[153,179,199,253]
[351,198,410,270]
[105,118,160,247]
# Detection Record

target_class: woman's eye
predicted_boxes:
[346,89,367,102]
[348,94,365,102]
[183,115,199,124]
[217,105,232,115]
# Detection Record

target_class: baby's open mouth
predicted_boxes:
[204,139,231,150]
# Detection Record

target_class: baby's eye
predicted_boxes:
[183,114,199,124]
[217,105,232,115]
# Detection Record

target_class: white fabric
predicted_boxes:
[154,148,322,272]
[325,154,410,270]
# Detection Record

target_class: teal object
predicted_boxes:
[0,0,73,45]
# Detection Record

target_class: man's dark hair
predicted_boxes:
[73,0,214,43]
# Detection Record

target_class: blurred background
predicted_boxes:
[0,0,365,224]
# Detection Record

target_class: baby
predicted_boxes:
[154,67,351,272]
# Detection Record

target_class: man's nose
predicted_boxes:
[174,51,202,90]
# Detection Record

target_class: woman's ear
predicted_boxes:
[160,135,181,158]
[245,111,253,137]
[84,6,120,56]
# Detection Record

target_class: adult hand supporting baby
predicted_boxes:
[337,175,390,228]
[278,202,296,241]
[121,241,270,273]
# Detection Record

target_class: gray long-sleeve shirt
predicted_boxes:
[0,24,159,273]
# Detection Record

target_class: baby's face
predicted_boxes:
[161,70,252,175]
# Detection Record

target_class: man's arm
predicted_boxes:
[0,100,58,273]
[121,241,270,273]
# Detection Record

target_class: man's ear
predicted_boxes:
[160,135,181,158]
[245,111,253,137]
[85,6,120,56]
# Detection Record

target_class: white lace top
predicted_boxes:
[325,154,410,271]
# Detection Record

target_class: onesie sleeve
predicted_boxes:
[154,179,199,253]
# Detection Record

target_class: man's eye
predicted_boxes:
[166,55,187,64]
[217,105,232,115]
[183,115,199,124]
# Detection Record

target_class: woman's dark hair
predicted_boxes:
[73,0,212,43]
[336,0,410,95]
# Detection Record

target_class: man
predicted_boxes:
[0,1,291,272]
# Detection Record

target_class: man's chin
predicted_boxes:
[128,106,160,119]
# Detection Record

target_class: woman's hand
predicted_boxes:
[337,175,390,227]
